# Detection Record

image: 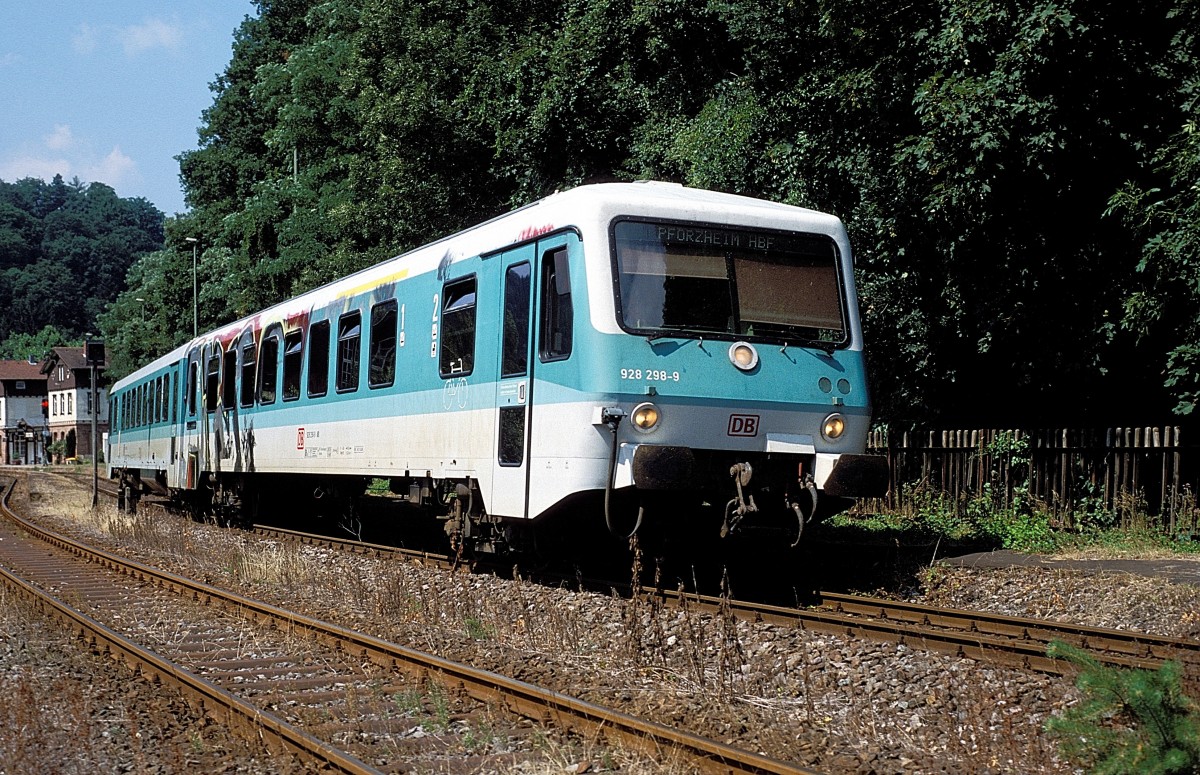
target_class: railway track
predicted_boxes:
[0,475,820,775]
[248,523,1200,689]
[70,473,1200,695]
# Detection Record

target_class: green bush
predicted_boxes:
[1046,641,1200,774]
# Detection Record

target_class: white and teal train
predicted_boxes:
[107,182,887,551]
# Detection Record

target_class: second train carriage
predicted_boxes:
[107,181,887,550]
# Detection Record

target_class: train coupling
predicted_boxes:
[721,462,757,537]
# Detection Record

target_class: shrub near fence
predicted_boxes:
[861,427,1200,535]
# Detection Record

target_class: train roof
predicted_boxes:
[112,182,848,391]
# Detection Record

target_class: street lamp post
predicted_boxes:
[184,237,198,337]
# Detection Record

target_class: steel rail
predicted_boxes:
[94,478,1200,687]
[0,481,383,775]
[254,523,458,568]
[5,478,820,775]
[644,587,1200,683]
[252,523,1199,680]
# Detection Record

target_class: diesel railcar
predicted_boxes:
[107,182,887,551]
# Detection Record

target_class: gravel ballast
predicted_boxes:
[6,472,1200,773]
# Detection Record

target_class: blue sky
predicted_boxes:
[1,2,257,216]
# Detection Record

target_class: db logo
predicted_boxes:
[727,414,759,437]
[297,427,305,450]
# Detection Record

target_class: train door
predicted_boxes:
[525,233,580,519]
[202,342,220,474]
[489,232,580,519]
[181,346,201,489]
[169,362,180,471]
[489,243,536,518]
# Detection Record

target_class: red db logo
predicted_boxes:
[297,427,305,450]
[727,414,759,437]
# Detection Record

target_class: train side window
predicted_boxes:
[369,300,398,388]
[240,339,257,408]
[171,372,178,423]
[188,362,198,417]
[307,321,330,398]
[222,347,237,408]
[206,351,221,412]
[337,311,361,392]
[259,334,279,405]
[157,376,165,422]
[539,248,573,361]
[282,330,303,401]
[502,262,531,378]
[440,277,476,377]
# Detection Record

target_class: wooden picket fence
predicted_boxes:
[860,426,1199,533]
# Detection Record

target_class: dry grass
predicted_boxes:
[22,472,1084,772]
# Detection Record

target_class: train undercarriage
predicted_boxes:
[111,443,887,556]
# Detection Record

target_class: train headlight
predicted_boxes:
[822,413,846,441]
[631,402,661,432]
[729,341,758,371]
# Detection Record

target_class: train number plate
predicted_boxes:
[727,414,759,437]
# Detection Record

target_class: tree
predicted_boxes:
[125,0,1200,425]
[1108,4,1200,415]
[0,325,75,361]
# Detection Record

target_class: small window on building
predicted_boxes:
[440,277,477,377]
[337,311,361,392]
[259,335,279,405]
[53,395,59,416]
[283,330,303,401]
[369,300,398,388]
[308,321,330,398]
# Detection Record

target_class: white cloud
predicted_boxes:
[0,155,72,183]
[83,146,138,187]
[72,23,98,55]
[118,18,183,56]
[0,52,19,68]
[0,129,139,192]
[70,18,184,58]
[44,124,75,151]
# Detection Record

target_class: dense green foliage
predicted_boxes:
[98,0,1200,424]
[0,175,163,358]
[1046,642,1200,774]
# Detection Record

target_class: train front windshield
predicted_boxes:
[613,220,847,345]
